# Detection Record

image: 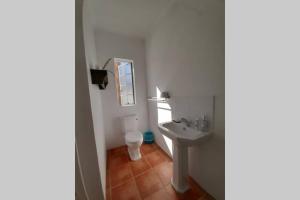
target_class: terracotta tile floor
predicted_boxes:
[106,143,215,200]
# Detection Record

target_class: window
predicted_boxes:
[114,58,136,106]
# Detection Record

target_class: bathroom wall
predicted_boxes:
[75,0,104,199]
[146,0,225,199]
[76,149,87,200]
[82,0,107,196]
[94,29,149,149]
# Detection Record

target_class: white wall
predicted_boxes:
[95,29,149,149]
[82,0,107,196]
[75,0,104,199]
[75,149,87,200]
[146,0,225,199]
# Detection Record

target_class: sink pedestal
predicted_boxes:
[158,121,211,193]
[171,142,189,193]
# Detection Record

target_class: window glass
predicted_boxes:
[114,59,136,106]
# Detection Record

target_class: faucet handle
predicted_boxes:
[172,119,181,123]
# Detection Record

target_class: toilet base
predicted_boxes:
[127,146,142,161]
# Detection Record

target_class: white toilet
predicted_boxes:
[122,114,143,161]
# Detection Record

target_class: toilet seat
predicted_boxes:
[125,131,143,144]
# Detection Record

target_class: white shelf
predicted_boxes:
[147,97,169,103]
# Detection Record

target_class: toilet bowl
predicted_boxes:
[122,115,143,160]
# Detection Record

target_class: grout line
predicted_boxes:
[110,177,134,190]
[139,144,166,199]
[106,143,179,199]
[129,165,143,200]
[109,162,132,188]
[134,167,152,179]
[143,153,152,169]
[142,146,168,197]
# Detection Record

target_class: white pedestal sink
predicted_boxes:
[158,121,211,193]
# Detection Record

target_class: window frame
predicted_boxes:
[113,58,137,107]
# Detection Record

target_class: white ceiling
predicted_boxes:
[88,0,174,38]
[87,0,224,39]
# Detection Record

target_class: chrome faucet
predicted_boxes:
[180,117,192,127]
[194,118,201,131]
[200,114,209,132]
[193,115,209,132]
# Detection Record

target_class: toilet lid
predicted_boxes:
[125,132,143,143]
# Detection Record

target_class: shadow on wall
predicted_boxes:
[156,86,173,156]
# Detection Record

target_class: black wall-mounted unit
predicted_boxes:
[90,69,108,90]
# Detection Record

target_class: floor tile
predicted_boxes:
[141,143,157,155]
[135,169,163,198]
[110,164,133,187]
[109,153,130,170]
[187,176,207,198]
[181,188,202,200]
[109,145,128,157]
[199,193,216,200]
[108,146,128,167]
[165,184,202,200]
[165,184,182,200]
[111,179,141,200]
[145,150,168,167]
[154,162,173,186]
[106,144,215,200]
[157,148,173,162]
[143,188,173,200]
[106,187,111,200]
[130,158,151,176]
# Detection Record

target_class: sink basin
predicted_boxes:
[158,121,210,146]
[158,121,211,193]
